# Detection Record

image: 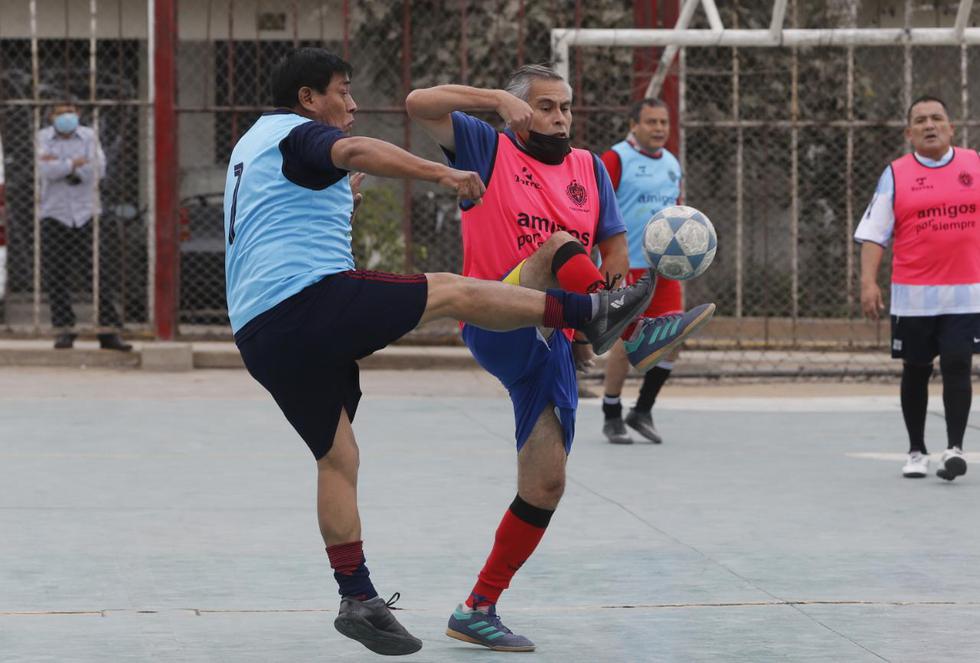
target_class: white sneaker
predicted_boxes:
[902,452,929,478]
[937,447,968,482]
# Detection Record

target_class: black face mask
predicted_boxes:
[523,130,571,165]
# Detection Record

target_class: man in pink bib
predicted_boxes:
[408,65,714,651]
[856,95,980,482]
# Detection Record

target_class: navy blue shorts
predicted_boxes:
[236,270,428,459]
[462,324,578,453]
[891,313,980,363]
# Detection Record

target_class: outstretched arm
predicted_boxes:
[330,135,484,204]
[405,85,532,151]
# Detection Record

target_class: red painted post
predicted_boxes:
[632,0,680,155]
[632,0,655,98]
[660,0,681,156]
[154,0,179,339]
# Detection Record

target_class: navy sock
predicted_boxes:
[543,289,594,329]
[326,541,378,600]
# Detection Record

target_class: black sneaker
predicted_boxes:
[334,593,422,656]
[602,417,633,444]
[582,270,656,355]
[54,332,76,349]
[98,333,133,352]
[625,408,663,444]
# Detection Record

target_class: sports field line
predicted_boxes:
[5,599,980,617]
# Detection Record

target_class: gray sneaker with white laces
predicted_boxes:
[334,593,422,656]
[581,270,656,355]
[603,417,633,445]
[625,408,663,444]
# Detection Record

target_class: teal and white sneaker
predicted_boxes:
[446,603,535,652]
[625,303,715,372]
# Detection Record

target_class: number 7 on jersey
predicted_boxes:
[228,162,244,245]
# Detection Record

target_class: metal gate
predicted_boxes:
[0,0,153,337]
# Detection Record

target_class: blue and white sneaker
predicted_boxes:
[625,303,716,372]
[446,603,535,652]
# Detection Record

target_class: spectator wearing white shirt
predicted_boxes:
[855,95,980,481]
[37,102,130,351]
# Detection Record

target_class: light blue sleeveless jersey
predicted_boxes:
[611,141,682,268]
[224,114,354,332]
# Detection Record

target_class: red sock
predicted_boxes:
[551,241,605,293]
[466,496,553,608]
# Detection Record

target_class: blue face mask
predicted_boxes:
[53,112,79,134]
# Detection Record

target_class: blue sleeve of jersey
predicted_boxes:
[593,154,627,244]
[279,122,349,190]
[443,111,498,179]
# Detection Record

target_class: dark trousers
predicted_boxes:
[41,217,122,329]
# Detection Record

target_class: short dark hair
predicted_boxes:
[270,47,352,108]
[629,98,668,123]
[906,95,949,124]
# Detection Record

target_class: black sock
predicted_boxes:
[940,353,972,450]
[901,362,933,454]
[602,394,622,420]
[635,366,671,412]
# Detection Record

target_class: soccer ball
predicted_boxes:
[642,205,717,281]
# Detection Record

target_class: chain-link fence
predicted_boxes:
[0,1,152,338]
[170,0,659,334]
[2,1,978,377]
[667,1,980,377]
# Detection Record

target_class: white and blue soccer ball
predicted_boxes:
[642,205,717,281]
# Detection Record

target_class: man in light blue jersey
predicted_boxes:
[224,47,658,657]
[599,99,686,445]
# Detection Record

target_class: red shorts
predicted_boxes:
[626,268,683,318]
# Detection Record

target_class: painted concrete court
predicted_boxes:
[1,368,979,662]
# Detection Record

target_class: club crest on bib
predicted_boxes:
[959,171,974,188]
[566,179,588,207]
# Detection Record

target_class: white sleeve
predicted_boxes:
[854,166,894,246]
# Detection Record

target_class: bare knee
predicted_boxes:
[519,232,582,291]
[318,422,360,474]
[419,271,467,323]
[520,471,566,509]
[541,230,576,252]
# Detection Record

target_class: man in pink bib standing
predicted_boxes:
[856,95,980,482]
[407,65,714,651]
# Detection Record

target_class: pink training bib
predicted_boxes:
[461,137,601,281]
[891,148,980,286]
